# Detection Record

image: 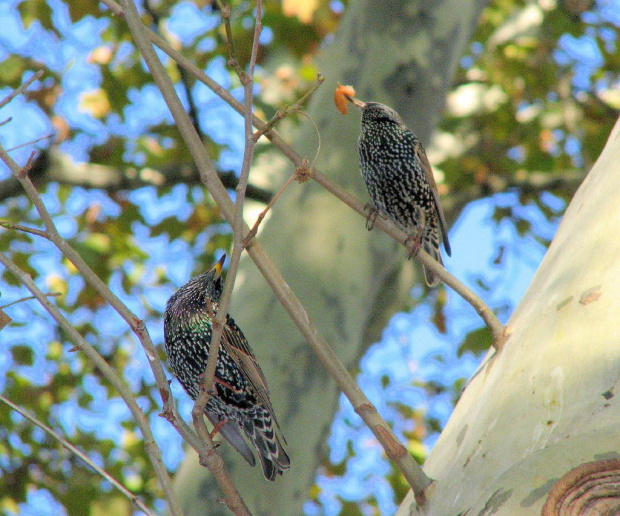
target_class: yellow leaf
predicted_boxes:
[46,274,67,300]
[90,496,131,516]
[88,45,113,65]
[283,0,319,24]
[79,89,111,119]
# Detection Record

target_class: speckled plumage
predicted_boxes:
[354,101,451,286]
[164,256,290,480]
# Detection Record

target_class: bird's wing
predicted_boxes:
[221,316,277,415]
[413,139,452,256]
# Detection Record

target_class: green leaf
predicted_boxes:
[458,326,493,357]
[66,0,101,23]
[0,55,27,84]
[17,0,53,30]
[11,346,34,366]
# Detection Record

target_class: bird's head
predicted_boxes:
[345,95,404,127]
[165,254,226,316]
[200,254,225,302]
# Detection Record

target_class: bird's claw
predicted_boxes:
[405,211,426,258]
[405,233,423,259]
[364,203,379,231]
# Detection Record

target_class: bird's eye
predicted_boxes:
[375,116,396,123]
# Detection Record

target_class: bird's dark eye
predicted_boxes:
[374,116,397,124]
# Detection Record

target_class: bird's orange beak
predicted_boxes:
[346,95,367,109]
[211,254,226,278]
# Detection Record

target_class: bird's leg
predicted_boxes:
[405,234,423,258]
[214,376,244,395]
[209,419,228,439]
[364,203,379,231]
[405,210,426,259]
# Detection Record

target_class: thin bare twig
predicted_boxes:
[0,70,44,110]
[243,171,297,244]
[252,75,325,140]
[215,0,247,82]
[6,134,55,152]
[242,154,314,244]
[244,111,320,242]
[0,394,157,516]
[0,220,48,238]
[0,292,60,310]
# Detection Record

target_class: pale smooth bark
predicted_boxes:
[396,116,620,514]
[172,0,489,514]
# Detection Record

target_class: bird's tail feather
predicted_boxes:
[243,409,290,481]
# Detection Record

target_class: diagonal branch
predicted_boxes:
[0,291,60,309]
[0,70,44,109]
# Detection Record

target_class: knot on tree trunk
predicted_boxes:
[541,459,620,516]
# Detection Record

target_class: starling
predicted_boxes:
[164,255,290,480]
[347,96,451,286]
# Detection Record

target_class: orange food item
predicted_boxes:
[334,82,356,115]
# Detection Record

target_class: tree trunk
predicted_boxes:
[172,0,489,514]
[396,115,620,515]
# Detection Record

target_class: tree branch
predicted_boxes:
[0,291,60,309]
[215,0,248,82]
[0,70,44,109]
[0,149,272,204]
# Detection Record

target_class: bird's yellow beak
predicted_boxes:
[345,95,367,109]
[211,254,226,278]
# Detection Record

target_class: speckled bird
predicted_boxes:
[164,255,290,480]
[347,96,451,286]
